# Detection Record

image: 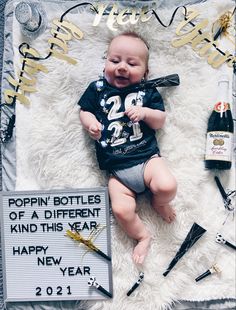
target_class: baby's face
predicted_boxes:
[104,35,149,88]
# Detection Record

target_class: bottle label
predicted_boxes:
[214,102,230,113]
[205,131,233,161]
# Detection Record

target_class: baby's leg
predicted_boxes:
[144,157,177,223]
[108,176,151,265]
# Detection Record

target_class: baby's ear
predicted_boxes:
[144,69,149,80]
[102,50,107,60]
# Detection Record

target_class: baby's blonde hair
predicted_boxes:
[115,31,150,50]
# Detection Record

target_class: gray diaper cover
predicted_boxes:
[111,154,160,193]
[112,163,146,194]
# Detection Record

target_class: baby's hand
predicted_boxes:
[88,122,102,140]
[125,106,146,123]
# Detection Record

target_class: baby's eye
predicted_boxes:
[110,59,119,64]
[129,62,137,66]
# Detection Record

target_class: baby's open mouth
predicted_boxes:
[116,76,129,80]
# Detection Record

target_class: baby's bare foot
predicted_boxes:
[156,204,176,223]
[132,234,152,265]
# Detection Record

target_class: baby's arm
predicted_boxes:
[79,110,102,140]
[125,106,166,129]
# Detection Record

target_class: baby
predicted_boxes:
[79,32,177,264]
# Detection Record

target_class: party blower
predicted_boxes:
[163,223,207,277]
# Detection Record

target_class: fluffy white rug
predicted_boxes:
[13,0,235,309]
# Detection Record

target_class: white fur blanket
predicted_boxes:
[12,0,235,309]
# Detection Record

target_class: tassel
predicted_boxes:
[213,8,236,40]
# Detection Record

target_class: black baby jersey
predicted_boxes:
[78,79,165,171]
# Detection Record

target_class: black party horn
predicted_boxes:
[126,74,180,94]
[144,74,180,88]
[195,264,221,282]
[133,74,180,91]
[88,276,112,298]
[127,271,144,296]
[215,233,236,250]
[163,223,206,277]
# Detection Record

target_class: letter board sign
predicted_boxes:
[0,188,112,302]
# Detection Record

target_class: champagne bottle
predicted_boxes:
[205,75,234,170]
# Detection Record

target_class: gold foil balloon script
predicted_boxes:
[4,46,48,105]
[4,19,83,105]
[92,3,152,31]
[49,19,83,64]
[172,9,235,69]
